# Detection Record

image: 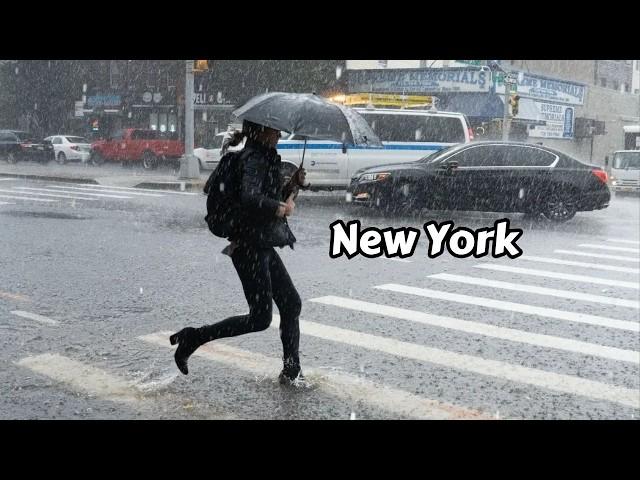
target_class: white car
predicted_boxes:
[194,132,245,171]
[44,135,92,164]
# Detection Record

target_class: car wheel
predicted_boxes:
[6,152,17,164]
[90,151,104,166]
[542,193,577,222]
[57,152,67,165]
[142,151,158,170]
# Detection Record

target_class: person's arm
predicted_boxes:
[240,152,282,217]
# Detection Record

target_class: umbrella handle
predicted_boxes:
[300,137,307,168]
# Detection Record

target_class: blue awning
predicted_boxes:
[439,93,504,119]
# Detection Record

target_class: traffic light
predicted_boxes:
[194,60,209,72]
[509,95,520,117]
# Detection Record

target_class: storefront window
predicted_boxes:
[159,113,168,132]
[149,113,158,130]
[169,113,177,132]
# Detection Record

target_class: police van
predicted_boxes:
[277,97,473,190]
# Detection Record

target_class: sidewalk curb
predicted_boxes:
[0,172,99,184]
[134,181,206,192]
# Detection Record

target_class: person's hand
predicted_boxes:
[292,167,307,187]
[276,193,296,218]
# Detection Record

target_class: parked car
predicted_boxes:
[89,128,184,169]
[608,150,639,194]
[194,132,244,171]
[0,130,55,164]
[44,135,92,164]
[346,141,610,222]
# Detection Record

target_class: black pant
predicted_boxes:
[197,245,302,366]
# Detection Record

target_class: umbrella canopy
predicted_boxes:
[232,92,382,147]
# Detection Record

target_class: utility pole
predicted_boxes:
[179,60,200,179]
[503,78,511,141]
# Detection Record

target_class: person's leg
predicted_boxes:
[170,245,273,374]
[268,249,303,380]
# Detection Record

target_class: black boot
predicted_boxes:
[278,358,311,388]
[169,327,202,375]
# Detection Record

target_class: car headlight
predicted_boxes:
[359,172,391,182]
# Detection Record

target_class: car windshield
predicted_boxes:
[613,152,640,169]
[66,136,88,143]
[419,144,463,164]
[13,131,35,142]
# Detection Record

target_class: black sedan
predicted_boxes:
[346,142,610,222]
[0,130,55,164]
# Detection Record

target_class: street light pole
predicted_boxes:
[502,77,511,141]
[179,60,200,179]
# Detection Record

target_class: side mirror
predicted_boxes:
[446,160,459,170]
[342,143,347,154]
[604,156,609,166]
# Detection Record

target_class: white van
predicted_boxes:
[277,108,473,190]
[609,150,640,193]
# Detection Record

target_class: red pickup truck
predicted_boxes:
[89,128,185,169]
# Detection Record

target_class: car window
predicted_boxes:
[13,132,35,142]
[210,136,224,149]
[504,146,557,167]
[613,151,640,169]
[449,145,506,167]
[131,130,158,140]
[65,136,87,144]
[111,130,124,141]
[360,113,466,143]
[0,132,17,142]
[52,137,63,145]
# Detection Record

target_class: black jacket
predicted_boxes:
[231,139,296,249]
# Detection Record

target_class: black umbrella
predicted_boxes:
[232,92,382,166]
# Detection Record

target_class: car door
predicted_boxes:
[441,144,505,211]
[0,132,16,156]
[50,136,63,157]
[503,146,560,211]
[283,134,348,188]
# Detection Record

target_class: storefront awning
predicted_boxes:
[439,93,504,119]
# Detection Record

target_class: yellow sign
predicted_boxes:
[330,93,433,108]
[194,60,209,72]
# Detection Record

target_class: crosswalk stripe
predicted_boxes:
[15,353,142,404]
[0,194,56,202]
[310,295,639,363]
[140,331,489,419]
[268,317,640,409]
[75,183,199,196]
[0,188,98,201]
[373,284,639,332]
[429,273,640,309]
[11,310,59,326]
[14,187,132,199]
[45,185,164,197]
[578,244,640,254]
[606,239,640,245]
[555,250,640,262]
[14,352,235,418]
[0,201,14,205]
[0,291,29,302]
[474,264,639,290]
[519,255,640,274]
[385,258,412,263]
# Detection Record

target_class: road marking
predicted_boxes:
[474,264,639,290]
[14,187,132,199]
[270,317,640,409]
[140,331,488,420]
[0,194,56,202]
[75,183,199,196]
[10,310,59,326]
[0,201,15,205]
[429,273,640,309]
[606,239,640,245]
[44,185,164,197]
[0,291,29,302]
[578,244,640,254]
[0,188,98,201]
[519,255,640,274]
[310,295,639,363]
[14,352,235,419]
[385,258,412,263]
[554,250,640,262]
[15,353,144,404]
[373,284,639,332]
